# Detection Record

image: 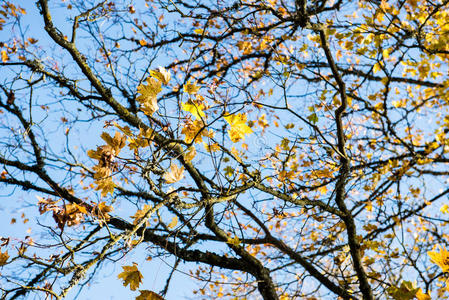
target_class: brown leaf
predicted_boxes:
[136,290,164,300]
[117,265,143,291]
[0,250,9,266]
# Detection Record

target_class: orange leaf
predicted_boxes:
[0,250,9,266]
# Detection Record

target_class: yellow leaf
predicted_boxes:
[87,149,102,160]
[416,288,431,300]
[94,201,113,221]
[163,164,185,184]
[137,78,162,116]
[131,204,152,225]
[0,250,9,266]
[181,120,210,143]
[224,166,234,177]
[1,50,8,62]
[150,67,171,85]
[117,265,143,291]
[167,216,178,229]
[184,146,196,162]
[428,245,449,272]
[373,62,382,74]
[182,101,205,120]
[113,122,133,136]
[193,28,204,35]
[387,280,419,300]
[95,177,116,197]
[136,290,164,300]
[101,132,126,153]
[441,204,449,214]
[224,113,253,142]
[183,80,200,94]
[227,235,240,247]
[204,142,220,152]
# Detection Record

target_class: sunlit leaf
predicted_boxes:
[428,245,449,272]
[163,164,185,184]
[183,80,200,94]
[117,265,143,291]
[387,281,419,300]
[167,216,178,229]
[182,101,205,120]
[227,236,241,247]
[137,78,162,116]
[150,67,171,85]
[224,114,253,142]
[0,250,9,266]
[136,290,164,300]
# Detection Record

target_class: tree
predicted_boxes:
[0,0,449,299]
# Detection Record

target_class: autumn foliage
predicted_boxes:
[2,0,449,299]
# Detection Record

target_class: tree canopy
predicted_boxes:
[1,0,449,299]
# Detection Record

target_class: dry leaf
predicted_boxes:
[150,67,171,85]
[131,204,152,225]
[227,235,241,247]
[117,264,143,291]
[167,216,178,229]
[136,290,164,300]
[163,164,184,184]
[183,80,200,94]
[137,78,161,116]
[0,250,9,266]
[224,113,253,142]
[184,146,196,162]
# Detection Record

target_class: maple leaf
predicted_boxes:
[224,166,234,177]
[136,290,164,300]
[0,249,9,266]
[93,201,113,221]
[131,204,152,225]
[428,245,449,272]
[167,216,178,229]
[181,101,205,120]
[184,146,196,162]
[101,131,126,153]
[227,235,241,247]
[95,177,116,197]
[163,164,185,184]
[150,67,171,85]
[51,203,88,230]
[416,288,431,300]
[204,142,220,152]
[64,204,87,227]
[88,145,119,169]
[1,50,8,62]
[224,113,253,142]
[37,196,59,214]
[113,122,133,136]
[117,265,143,291]
[386,281,419,300]
[183,80,200,94]
[181,120,210,143]
[440,204,449,214]
[137,78,161,116]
